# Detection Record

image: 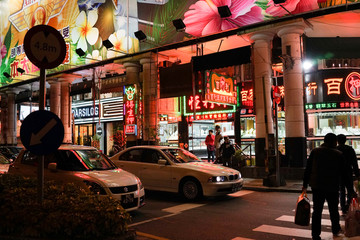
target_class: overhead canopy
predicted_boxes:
[192,46,251,71]
[305,37,360,59]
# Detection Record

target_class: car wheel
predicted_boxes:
[180,178,203,201]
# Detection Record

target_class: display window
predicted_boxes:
[241,116,256,139]
[188,120,214,151]
[159,122,178,147]
[307,111,360,137]
[74,124,94,146]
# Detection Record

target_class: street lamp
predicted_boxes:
[172,19,197,38]
[217,5,241,28]
[102,39,128,55]
[3,72,10,78]
[76,48,101,61]
[134,30,147,43]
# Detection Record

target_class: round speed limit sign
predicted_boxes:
[24,25,66,69]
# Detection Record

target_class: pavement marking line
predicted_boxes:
[228,190,254,197]
[128,213,178,227]
[292,208,333,215]
[136,231,170,240]
[276,215,345,226]
[253,224,333,239]
[162,203,205,213]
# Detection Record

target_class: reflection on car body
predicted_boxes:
[110,146,244,201]
[8,144,145,211]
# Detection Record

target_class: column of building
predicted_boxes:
[140,56,158,144]
[250,31,275,168]
[0,93,7,145]
[58,78,73,143]
[123,62,141,147]
[277,23,307,167]
[49,79,61,116]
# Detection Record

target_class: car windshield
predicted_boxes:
[162,148,201,163]
[75,150,116,170]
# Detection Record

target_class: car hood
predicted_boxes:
[77,168,139,187]
[177,162,240,176]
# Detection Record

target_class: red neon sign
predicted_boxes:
[345,72,360,101]
[124,85,137,135]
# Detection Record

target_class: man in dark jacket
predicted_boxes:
[303,133,346,240]
[337,134,359,214]
[219,136,235,167]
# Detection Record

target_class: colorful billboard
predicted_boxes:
[0,0,354,88]
[0,0,140,87]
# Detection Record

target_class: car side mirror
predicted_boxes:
[48,163,58,172]
[158,159,167,165]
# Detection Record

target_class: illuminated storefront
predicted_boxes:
[72,96,124,155]
[305,69,360,155]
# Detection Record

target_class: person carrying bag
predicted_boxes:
[295,191,311,226]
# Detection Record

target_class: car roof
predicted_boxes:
[20,144,98,152]
[123,146,180,150]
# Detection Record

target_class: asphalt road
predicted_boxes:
[127,190,348,240]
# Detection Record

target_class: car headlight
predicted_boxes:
[208,176,228,182]
[84,181,107,195]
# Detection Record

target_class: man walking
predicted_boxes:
[303,133,346,240]
[337,134,359,214]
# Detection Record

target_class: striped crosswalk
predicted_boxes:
[233,201,352,240]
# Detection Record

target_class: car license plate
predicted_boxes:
[232,183,241,192]
[121,194,134,204]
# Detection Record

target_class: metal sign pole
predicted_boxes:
[38,67,46,204]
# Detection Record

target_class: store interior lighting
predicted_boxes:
[217,5,241,28]
[102,40,128,54]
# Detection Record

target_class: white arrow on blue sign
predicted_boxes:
[20,110,64,155]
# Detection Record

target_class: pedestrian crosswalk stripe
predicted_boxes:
[293,208,332,215]
[228,190,254,197]
[253,224,333,239]
[276,215,345,226]
[162,203,205,213]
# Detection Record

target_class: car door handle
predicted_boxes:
[118,164,124,167]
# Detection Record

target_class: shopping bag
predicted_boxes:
[294,191,311,226]
[345,197,360,237]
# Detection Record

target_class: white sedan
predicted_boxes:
[110,146,243,200]
[8,144,145,211]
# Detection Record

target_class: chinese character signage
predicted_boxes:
[183,95,235,117]
[124,85,137,135]
[204,71,237,105]
[305,70,360,106]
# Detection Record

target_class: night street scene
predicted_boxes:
[2,0,360,239]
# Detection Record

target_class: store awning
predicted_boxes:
[192,46,251,71]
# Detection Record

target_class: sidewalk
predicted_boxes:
[243,177,304,193]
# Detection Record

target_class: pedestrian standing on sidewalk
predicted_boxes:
[337,134,359,214]
[205,130,215,163]
[219,136,235,167]
[214,125,223,163]
[302,133,346,240]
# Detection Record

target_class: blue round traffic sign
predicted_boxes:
[20,110,64,155]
